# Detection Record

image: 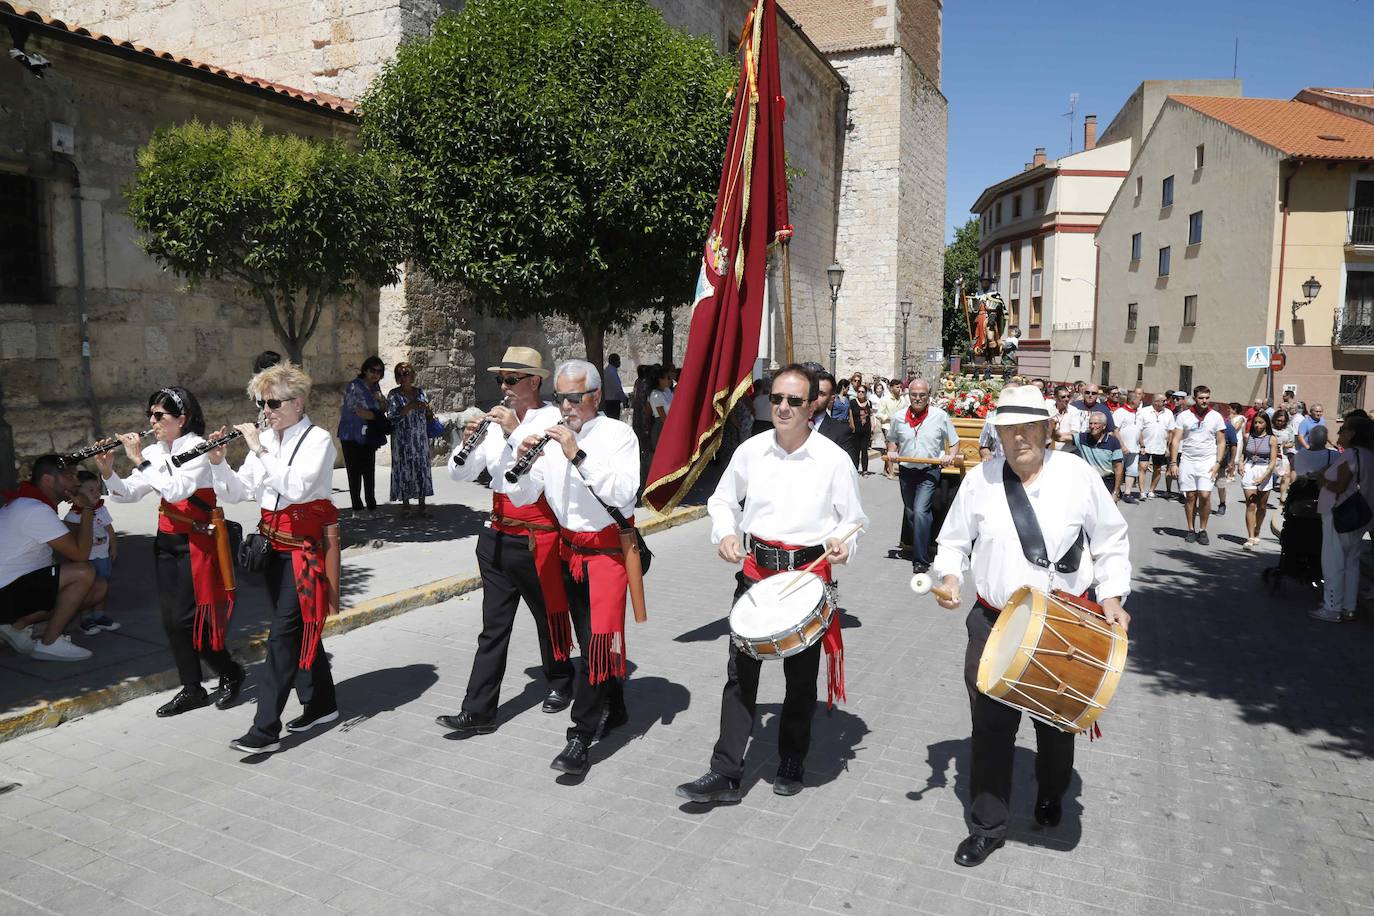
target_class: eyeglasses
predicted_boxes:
[496,374,529,386]
[768,393,807,407]
[148,410,175,422]
[554,390,594,404]
[254,397,292,410]
[910,392,931,399]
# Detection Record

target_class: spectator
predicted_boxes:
[1070,385,1116,431]
[1138,392,1177,499]
[1215,403,1244,517]
[1314,417,1374,622]
[979,381,1017,461]
[850,384,874,474]
[1049,386,1085,450]
[647,364,674,448]
[253,350,282,373]
[885,378,958,574]
[812,372,852,453]
[602,354,627,421]
[1243,397,1264,428]
[1239,411,1279,549]
[1076,411,1124,500]
[339,355,387,517]
[1271,409,1297,503]
[385,362,436,518]
[1109,388,1141,502]
[1297,403,1328,449]
[631,364,655,452]
[64,471,120,634]
[1168,391,1188,415]
[830,378,851,426]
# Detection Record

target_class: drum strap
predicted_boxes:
[1002,463,1085,573]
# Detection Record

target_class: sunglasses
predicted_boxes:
[496,374,529,386]
[147,410,176,422]
[254,397,293,410]
[768,393,807,407]
[554,390,593,404]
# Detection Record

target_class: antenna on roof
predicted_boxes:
[1232,37,1238,79]
[1064,93,1079,155]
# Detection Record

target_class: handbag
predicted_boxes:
[427,416,446,439]
[236,425,316,571]
[1333,450,1372,534]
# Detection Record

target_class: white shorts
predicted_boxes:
[1179,460,1215,493]
[1121,452,1139,479]
[1242,462,1274,491]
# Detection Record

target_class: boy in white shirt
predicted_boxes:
[64,471,120,635]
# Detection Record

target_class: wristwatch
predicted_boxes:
[135,459,152,472]
[571,449,587,468]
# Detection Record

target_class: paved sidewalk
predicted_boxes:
[1,476,1372,914]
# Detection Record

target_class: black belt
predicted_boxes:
[744,534,824,571]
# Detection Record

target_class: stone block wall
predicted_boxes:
[897,54,947,384]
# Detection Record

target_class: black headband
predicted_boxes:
[158,387,185,414]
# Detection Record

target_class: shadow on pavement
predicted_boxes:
[340,503,486,547]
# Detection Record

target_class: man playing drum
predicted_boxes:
[676,363,867,804]
[931,385,1131,867]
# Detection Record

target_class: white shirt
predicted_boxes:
[211,416,336,508]
[933,451,1132,608]
[1051,403,1086,450]
[1111,406,1140,452]
[648,388,673,417]
[1137,406,1176,454]
[1175,408,1227,464]
[449,403,562,494]
[496,416,639,532]
[0,497,69,588]
[708,429,868,557]
[103,432,213,505]
[64,505,114,559]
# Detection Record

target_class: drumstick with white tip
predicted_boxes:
[910,572,958,605]
[777,523,864,598]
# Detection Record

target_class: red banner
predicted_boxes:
[642,0,790,512]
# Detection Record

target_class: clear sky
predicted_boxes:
[942,0,1374,240]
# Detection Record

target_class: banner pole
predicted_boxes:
[781,237,795,363]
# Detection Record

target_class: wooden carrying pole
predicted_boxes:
[781,237,795,363]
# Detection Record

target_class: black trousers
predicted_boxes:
[852,424,871,472]
[248,549,336,741]
[340,439,377,511]
[709,570,822,780]
[603,401,623,421]
[964,603,1074,839]
[153,533,238,688]
[565,558,626,741]
[462,528,575,717]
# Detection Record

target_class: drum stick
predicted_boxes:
[910,572,957,605]
[777,523,863,598]
[890,455,964,468]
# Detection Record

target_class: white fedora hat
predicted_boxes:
[989,385,1053,426]
[487,346,550,379]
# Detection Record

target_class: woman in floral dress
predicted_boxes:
[385,362,435,516]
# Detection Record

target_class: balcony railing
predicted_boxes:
[1352,207,1374,246]
[1334,305,1374,347]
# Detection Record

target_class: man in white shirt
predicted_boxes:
[1137,392,1177,499]
[436,349,575,737]
[0,455,102,661]
[677,363,867,805]
[1048,386,1085,449]
[1169,384,1227,545]
[932,386,1131,868]
[1108,388,1142,503]
[886,379,958,574]
[602,353,627,421]
[499,359,641,777]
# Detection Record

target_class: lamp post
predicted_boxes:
[899,297,913,380]
[827,262,844,375]
[1277,276,1320,403]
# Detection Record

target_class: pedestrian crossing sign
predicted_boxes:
[1246,346,1270,369]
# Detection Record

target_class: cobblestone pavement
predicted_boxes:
[1,474,1372,915]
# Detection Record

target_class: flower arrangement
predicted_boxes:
[934,374,1006,419]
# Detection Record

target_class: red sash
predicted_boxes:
[261,499,339,669]
[560,524,629,685]
[744,536,846,708]
[159,488,234,652]
[491,493,571,659]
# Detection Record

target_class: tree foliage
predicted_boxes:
[358,0,737,367]
[126,120,407,366]
[943,217,980,358]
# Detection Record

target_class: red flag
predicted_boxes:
[642,0,790,512]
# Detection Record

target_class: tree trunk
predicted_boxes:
[282,337,306,368]
[581,320,605,377]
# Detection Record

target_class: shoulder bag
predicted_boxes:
[1332,449,1372,534]
[236,425,317,572]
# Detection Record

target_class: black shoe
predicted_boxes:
[286,708,339,733]
[1196,530,1210,545]
[1214,504,1227,516]
[551,736,590,775]
[675,771,741,804]
[212,667,245,710]
[598,704,629,739]
[1184,531,1197,543]
[156,687,210,718]
[954,834,1004,868]
[435,710,496,736]
[229,732,280,754]
[773,758,804,797]
[912,561,930,575]
[1034,795,1063,827]
[541,689,572,714]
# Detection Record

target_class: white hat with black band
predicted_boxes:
[989,386,1054,426]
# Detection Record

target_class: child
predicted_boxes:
[65,471,120,634]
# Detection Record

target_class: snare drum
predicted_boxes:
[976,587,1128,734]
[729,572,835,661]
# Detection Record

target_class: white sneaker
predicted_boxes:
[30,635,93,662]
[0,624,35,655]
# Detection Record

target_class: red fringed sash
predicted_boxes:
[743,537,845,708]
[261,499,339,669]
[560,524,629,685]
[159,488,234,652]
[491,493,572,660]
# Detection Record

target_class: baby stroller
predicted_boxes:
[1261,474,1322,592]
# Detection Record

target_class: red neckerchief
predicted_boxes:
[1191,405,1211,421]
[905,406,929,429]
[3,482,57,512]
[1113,402,1135,414]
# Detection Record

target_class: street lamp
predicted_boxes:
[827,262,844,375]
[1291,276,1322,322]
[899,297,913,380]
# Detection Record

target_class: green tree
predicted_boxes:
[359,0,737,368]
[943,217,980,358]
[126,121,407,366]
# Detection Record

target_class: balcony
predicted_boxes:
[1334,307,1374,350]
[1351,207,1374,247]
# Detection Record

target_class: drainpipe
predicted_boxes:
[1271,160,1301,405]
[53,154,101,439]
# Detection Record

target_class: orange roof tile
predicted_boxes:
[1,1,355,116]
[1303,87,1374,111]
[1169,95,1374,160]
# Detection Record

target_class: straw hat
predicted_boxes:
[989,385,1053,426]
[487,346,550,378]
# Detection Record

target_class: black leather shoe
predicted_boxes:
[541,690,572,713]
[551,736,590,775]
[954,834,1004,868]
[229,732,280,754]
[912,561,930,574]
[1034,795,1063,827]
[286,708,339,733]
[598,704,629,739]
[212,667,245,710]
[435,710,496,736]
[773,758,804,797]
[157,687,210,718]
[675,771,741,804]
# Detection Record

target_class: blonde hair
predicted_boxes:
[247,360,312,402]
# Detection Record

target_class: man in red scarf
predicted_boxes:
[1168,384,1228,545]
[0,455,104,661]
[884,379,959,574]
